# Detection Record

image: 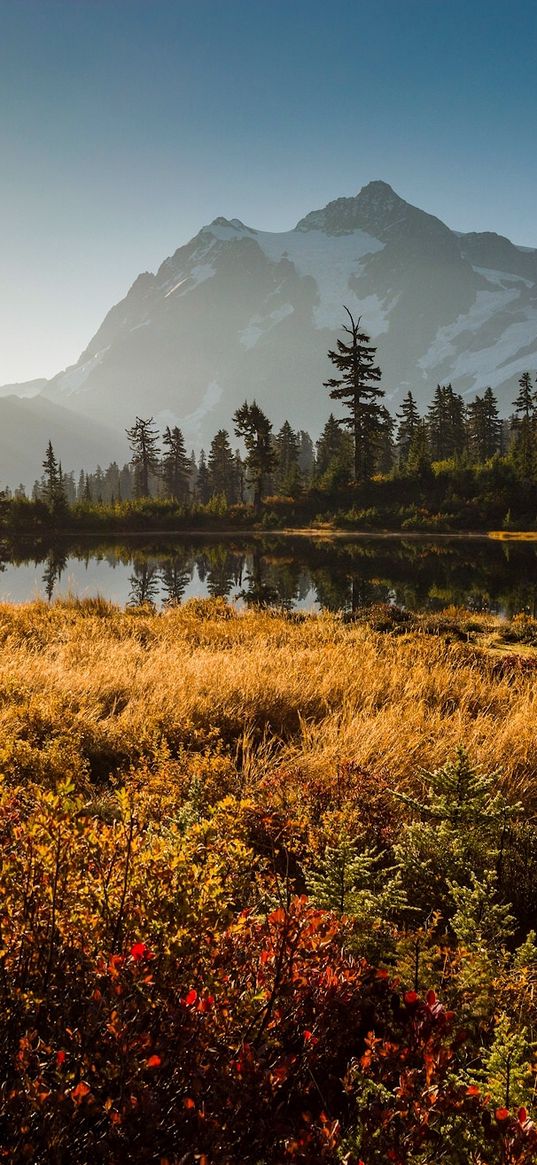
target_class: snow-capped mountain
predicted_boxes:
[31,181,537,445]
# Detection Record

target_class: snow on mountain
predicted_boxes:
[34,181,537,445]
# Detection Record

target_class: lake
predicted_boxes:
[0,534,536,615]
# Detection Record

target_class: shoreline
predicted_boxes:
[4,526,527,541]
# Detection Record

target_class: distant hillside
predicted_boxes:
[0,378,48,400]
[0,396,126,490]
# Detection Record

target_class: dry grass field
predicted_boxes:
[0,595,535,802]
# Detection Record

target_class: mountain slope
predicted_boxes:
[39,181,537,444]
[0,396,126,490]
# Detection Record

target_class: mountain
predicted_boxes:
[0,396,126,490]
[27,181,537,447]
[0,378,48,400]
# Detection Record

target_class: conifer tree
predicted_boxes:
[273,420,301,495]
[125,416,160,498]
[119,464,133,501]
[323,308,385,482]
[161,426,190,502]
[427,384,466,460]
[405,418,431,476]
[41,440,67,516]
[93,465,105,503]
[375,409,395,474]
[307,838,407,923]
[233,400,275,511]
[233,449,245,502]
[466,387,502,463]
[394,749,520,918]
[511,371,537,480]
[104,462,121,504]
[396,390,420,468]
[315,413,353,483]
[449,869,515,951]
[297,430,315,479]
[479,1013,534,1110]
[207,429,237,502]
[196,450,210,504]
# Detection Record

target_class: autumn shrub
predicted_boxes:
[0,600,536,1161]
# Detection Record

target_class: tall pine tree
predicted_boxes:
[233,400,275,511]
[161,426,191,502]
[125,417,160,498]
[323,308,385,482]
[273,421,301,495]
[207,429,237,503]
[510,371,537,480]
[466,388,502,463]
[396,391,420,469]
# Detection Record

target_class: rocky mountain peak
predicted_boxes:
[295,179,454,249]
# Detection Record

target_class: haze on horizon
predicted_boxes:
[1,0,536,385]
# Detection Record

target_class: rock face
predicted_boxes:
[33,181,537,445]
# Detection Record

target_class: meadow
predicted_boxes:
[1,597,537,1162]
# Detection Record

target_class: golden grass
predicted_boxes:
[0,596,535,804]
[488,530,537,540]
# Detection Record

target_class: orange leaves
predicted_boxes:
[70,1081,91,1103]
[146,1054,161,1068]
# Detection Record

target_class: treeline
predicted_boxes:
[3,312,537,528]
[19,373,537,515]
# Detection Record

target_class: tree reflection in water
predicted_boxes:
[2,535,536,615]
[42,548,68,602]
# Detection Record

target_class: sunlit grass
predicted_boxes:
[0,596,535,802]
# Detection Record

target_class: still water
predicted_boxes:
[0,534,536,615]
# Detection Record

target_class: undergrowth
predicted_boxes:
[0,598,536,1162]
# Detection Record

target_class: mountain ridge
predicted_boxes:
[5,181,537,453]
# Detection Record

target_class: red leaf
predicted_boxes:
[426,989,437,1007]
[404,990,419,1005]
[184,1097,196,1110]
[146,1055,161,1068]
[466,1085,480,1096]
[56,1050,66,1067]
[518,1107,528,1125]
[130,942,153,961]
[184,988,197,1007]
[495,1107,510,1121]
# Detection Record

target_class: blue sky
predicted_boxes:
[1,0,536,383]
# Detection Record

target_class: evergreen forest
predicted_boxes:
[2,316,537,537]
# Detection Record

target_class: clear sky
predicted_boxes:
[1,0,536,384]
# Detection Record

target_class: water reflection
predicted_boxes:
[41,547,68,602]
[0,535,536,616]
